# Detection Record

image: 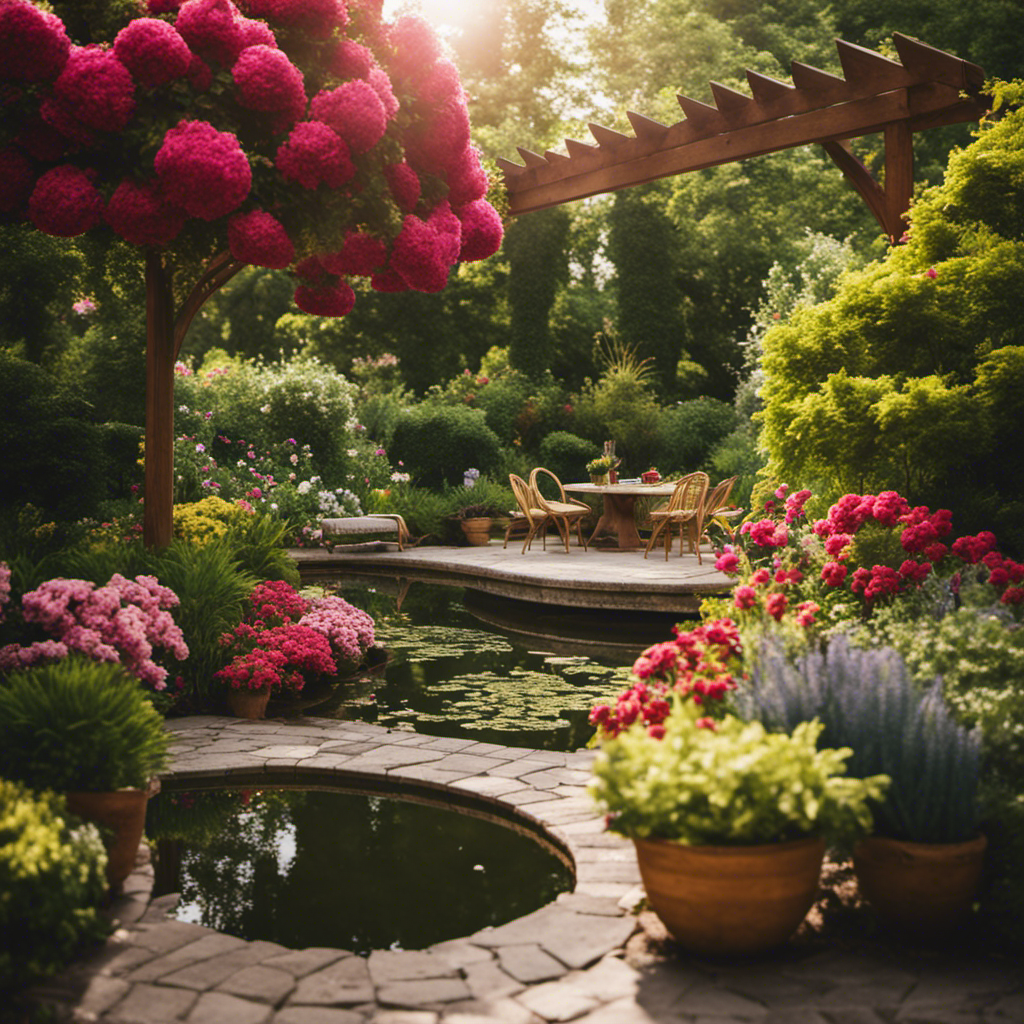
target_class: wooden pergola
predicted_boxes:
[497,34,988,243]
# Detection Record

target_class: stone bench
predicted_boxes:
[320,514,409,550]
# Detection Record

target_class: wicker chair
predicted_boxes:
[529,467,591,553]
[702,476,741,541]
[644,472,709,561]
[505,473,552,554]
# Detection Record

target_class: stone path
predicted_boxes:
[28,716,1024,1024]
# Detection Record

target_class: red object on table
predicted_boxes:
[609,469,618,484]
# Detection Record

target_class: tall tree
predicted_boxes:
[606,184,685,394]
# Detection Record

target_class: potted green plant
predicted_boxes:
[454,501,505,546]
[0,656,170,889]
[590,694,888,954]
[737,634,986,933]
[586,455,618,485]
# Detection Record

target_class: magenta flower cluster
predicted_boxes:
[0,562,10,624]
[0,573,189,690]
[0,0,503,318]
[716,484,1024,631]
[589,619,742,739]
[215,581,376,691]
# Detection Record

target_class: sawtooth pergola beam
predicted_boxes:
[498,34,987,242]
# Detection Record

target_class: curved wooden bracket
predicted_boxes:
[823,120,913,243]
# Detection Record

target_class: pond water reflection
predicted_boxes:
[277,581,686,751]
[148,784,573,953]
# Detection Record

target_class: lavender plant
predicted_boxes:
[736,634,982,843]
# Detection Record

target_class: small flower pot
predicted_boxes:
[460,517,493,545]
[65,788,150,890]
[590,474,609,486]
[225,685,272,720]
[633,834,826,955]
[852,833,987,934]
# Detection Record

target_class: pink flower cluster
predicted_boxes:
[0,574,188,690]
[590,619,741,738]
[216,581,377,691]
[299,595,376,671]
[0,561,10,623]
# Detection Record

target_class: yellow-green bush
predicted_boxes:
[172,496,253,545]
[0,780,109,993]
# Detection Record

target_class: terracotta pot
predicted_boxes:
[460,517,492,546]
[633,835,826,955]
[225,685,272,720]
[66,788,149,890]
[853,833,987,933]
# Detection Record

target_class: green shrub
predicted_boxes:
[97,421,144,501]
[653,398,739,475]
[0,657,170,792]
[0,780,109,993]
[389,404,503,489]
[365,485,451,541]
[538,431,601,483]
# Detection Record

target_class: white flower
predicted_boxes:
[260,404,271,413]
[391,472,411,483]
[297,481,312,495]
[179,405,189,413]
[347,449,359,457]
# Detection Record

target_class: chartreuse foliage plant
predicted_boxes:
[0,656,170,792]
[0,780,109,994]
[589,695,888,847]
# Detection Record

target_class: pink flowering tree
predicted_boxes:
[0,0,504,547]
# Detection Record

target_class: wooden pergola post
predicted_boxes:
[142,250,245,549]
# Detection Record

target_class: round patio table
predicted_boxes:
[563,480,678,551]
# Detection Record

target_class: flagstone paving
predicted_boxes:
[27,716,1024,1024]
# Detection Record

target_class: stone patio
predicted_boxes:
[26,715,1024,1024]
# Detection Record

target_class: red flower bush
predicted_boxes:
[275,121,354,190]
[310,80,388,154]
[320,231,388,276]
[106,178,186,246]
[53,46,136,132]
[155,119,251,220]
[295,278,356,316]
[28,165,103,237]
[114,17,192,88]
[175,0,245,67]
[384,160,420,213]
[1,0,503,326]
[0,0,70,82]
[590,619,742,739]
[457,199,504,262]
[228,209,295,268]
[328,37,374,80]
[232,44,306,124]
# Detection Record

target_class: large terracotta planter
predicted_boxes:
[225,685,272,720]
[460,517,493,546]
[66,788,149,890]
[853,833,987,933]
[633,835,826,955]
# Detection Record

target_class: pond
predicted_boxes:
[147,783,574,954]
[274,580,687,751]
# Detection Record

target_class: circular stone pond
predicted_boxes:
[147,780,574,954]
